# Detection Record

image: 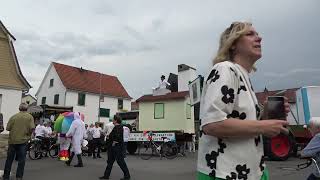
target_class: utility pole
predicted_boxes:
[98,72,102,122]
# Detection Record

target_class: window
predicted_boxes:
[99,108,110,118]
[118,99,123,110]
[49,79,54,87]
[78,93,86,106]
[186,104,191,119]
[41,97,46,105]
[154,103,164,119]
[54,94,59,105]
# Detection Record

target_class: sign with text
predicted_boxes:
[128,132,176,142]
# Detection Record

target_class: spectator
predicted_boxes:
[92,122,102,158]
[123,125,130,158]
[2,103,35,180]
[197,22,290,180]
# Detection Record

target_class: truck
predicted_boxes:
[188,75,320,161]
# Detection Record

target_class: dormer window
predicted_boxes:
[49,79,54,87]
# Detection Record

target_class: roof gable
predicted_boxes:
[52,62,131,99]
[0,21,31,90]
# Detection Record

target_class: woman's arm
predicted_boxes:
[203,118,289,138]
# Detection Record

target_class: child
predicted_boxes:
[301,117,320,180]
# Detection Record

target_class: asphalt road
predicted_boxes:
[0,152,312,180]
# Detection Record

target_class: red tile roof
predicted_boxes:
[255,88,299,104]
[136,91,189,103]
[53,62,131,99]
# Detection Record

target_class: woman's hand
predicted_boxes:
[284,97,290,116]
[259,120,289,137]
[261,96,291,119]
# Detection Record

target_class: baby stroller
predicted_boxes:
[81,139,89,156]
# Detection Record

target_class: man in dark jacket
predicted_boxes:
[2,103,35,180]
[99,115,130,180]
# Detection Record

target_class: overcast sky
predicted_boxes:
[1,0,319,100]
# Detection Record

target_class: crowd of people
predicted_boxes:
[1,103,131,180]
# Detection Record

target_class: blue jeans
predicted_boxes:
[3,143,27,179]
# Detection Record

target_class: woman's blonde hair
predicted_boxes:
[213,22,253,65]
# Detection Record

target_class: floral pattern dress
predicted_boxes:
[197,61,265,180]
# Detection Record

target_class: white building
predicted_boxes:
[21,94,36,105]
[36,62,132,125]
[0,21,32,132]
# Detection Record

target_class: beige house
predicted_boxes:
[136,91,195,134]
[0,21,31,132]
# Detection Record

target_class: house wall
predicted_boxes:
[178,68,197,92]
[65,91,131,126]
[37,65,66,106]
[0,88,22,133]
[139,98,195,133]
[21,95,36,105]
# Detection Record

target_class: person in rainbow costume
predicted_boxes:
[65,112,86,167]
[54,112,76,161]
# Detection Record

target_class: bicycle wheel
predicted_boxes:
[49,144,59,158]
[163,142,178,159]
[28,142,41,160]
[140,141,154,160]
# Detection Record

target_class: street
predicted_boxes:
[0,152,312,180]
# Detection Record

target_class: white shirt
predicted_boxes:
[105,122,115,136]
[45,127,52,137]
[123,126,130,142]
[158,80,170,89]
[92,126,102,138]
[35,124,49,137]
[197,61,264,180]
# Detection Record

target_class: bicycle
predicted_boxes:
[140,133,178,160]
[279,157,320,179]
[28,137,59,160]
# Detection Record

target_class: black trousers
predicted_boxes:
[103,144,130,178]
[92,138,101,157]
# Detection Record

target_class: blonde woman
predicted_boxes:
[197,22,290,180]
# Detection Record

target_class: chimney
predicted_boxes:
[178,64,197,92]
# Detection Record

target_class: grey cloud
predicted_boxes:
[263,68,320,78]
[14,30,158,64]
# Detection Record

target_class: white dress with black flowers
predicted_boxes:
[197,61,265,180]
